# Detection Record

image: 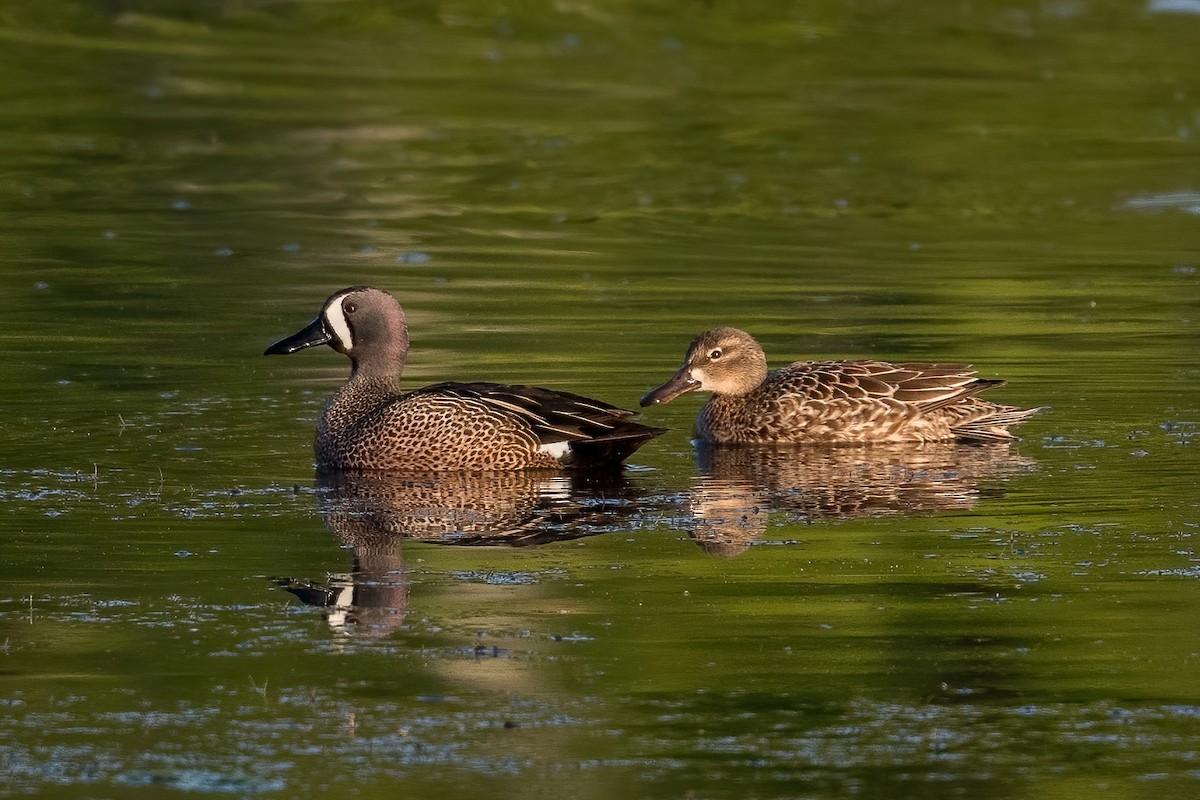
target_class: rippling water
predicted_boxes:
[2,2,1199,798]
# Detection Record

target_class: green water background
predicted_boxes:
[1,2,1199,797]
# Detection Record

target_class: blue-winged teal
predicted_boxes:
[265,286,665,471]
[641,327,1038,444]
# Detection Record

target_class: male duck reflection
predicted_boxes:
[265,286,664,470]
[642,327,1038,444]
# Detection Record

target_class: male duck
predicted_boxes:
[641,327,1038,444]
[265,286,665,471]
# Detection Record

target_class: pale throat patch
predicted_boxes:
[323,294,355,350]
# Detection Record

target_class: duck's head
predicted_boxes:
[640,327,768,406]
[264,286,410,374]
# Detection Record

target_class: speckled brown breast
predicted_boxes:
[315,377,662,471]
[317,382,554,470]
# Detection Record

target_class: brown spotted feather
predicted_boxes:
[642,328,1038,445]
[266,287,665,471]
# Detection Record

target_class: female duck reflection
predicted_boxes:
[276,469,645,638]
[685,442,1037,557]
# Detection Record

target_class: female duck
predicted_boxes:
[266,287,664,471]
[641,327,1038,444]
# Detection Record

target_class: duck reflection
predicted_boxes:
[687,442,1036,556]
[277,468,643,637]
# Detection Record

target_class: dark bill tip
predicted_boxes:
[264,316,332,356]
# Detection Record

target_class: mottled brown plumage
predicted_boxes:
[265,287,664,470]
[641,327,1038,444]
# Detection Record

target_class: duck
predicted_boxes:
[265,286,665,471]
[640,327,1038,444]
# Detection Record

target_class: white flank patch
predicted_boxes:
[538,440,571,460]
[323,292,355,350]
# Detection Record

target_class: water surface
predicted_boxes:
[2,2,1199,798]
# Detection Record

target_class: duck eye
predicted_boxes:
[344,301,358,314]
[708,348,722,360]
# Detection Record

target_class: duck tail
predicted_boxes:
[951,405,1042,443]
[566,424,667,469]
